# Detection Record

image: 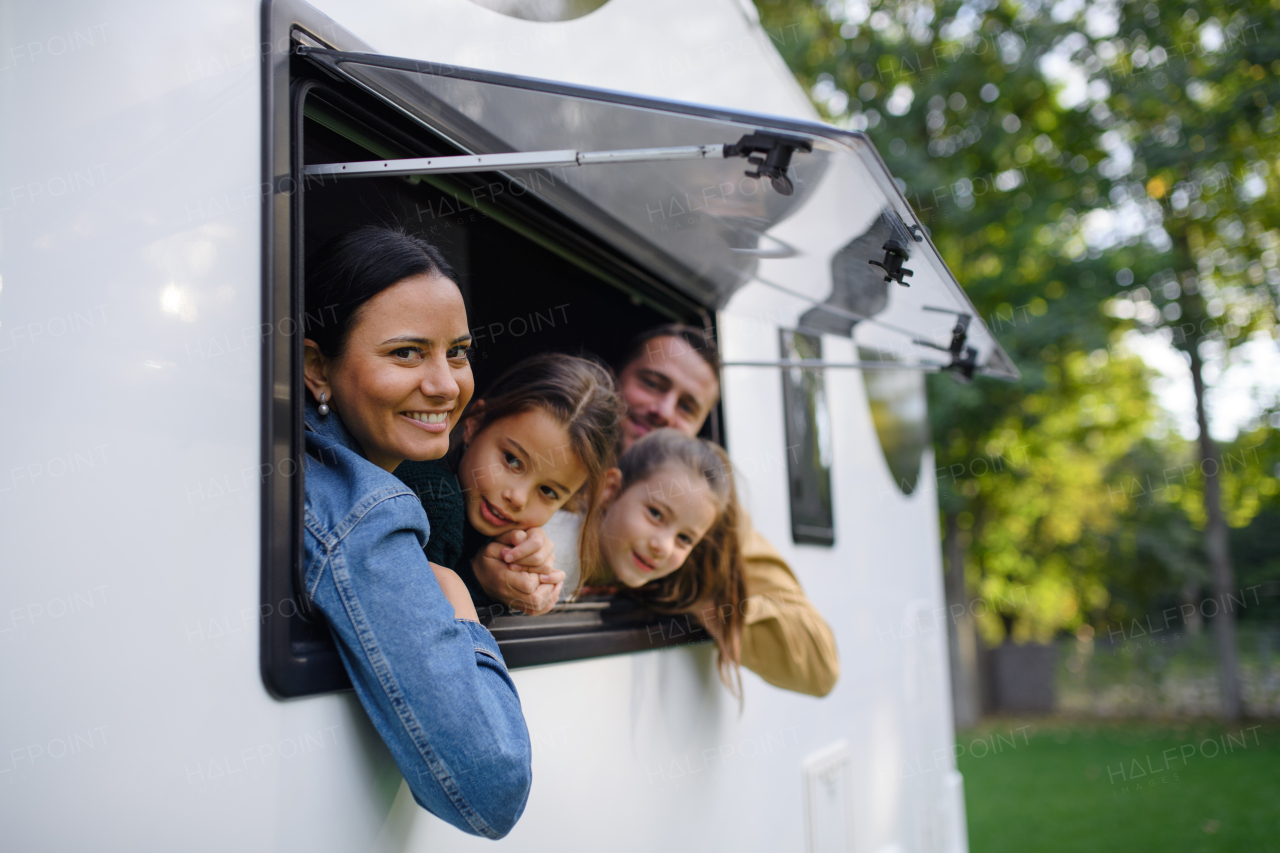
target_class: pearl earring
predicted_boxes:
[318,392,330,416]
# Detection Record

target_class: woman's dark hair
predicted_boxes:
[305,226,456,358]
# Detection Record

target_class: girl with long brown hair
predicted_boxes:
[397,353,623,612]
[587,428,748,695]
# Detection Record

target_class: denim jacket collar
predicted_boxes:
[305,398,364,458]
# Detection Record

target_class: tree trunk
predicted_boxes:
[943,511,981,730]
[1186,336,1243,720]
[1181,580,1203,634]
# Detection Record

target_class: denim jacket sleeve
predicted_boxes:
[305,483,532,838]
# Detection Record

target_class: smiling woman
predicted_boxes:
[302,227,475,471]
[298,226,533,838]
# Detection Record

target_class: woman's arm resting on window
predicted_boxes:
[431,563,480,621]
[307,496,532,838]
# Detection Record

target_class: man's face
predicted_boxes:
[616,335,720,452]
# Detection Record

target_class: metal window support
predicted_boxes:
[302,131,814,194]
[723,359,943,371]
[740,279,983,378]
[303,145,723,178]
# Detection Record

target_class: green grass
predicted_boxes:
[958,719,1280,852]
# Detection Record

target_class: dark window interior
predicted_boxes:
[265,57,717,698]
[301,92,687,385]
[779,329,835,546]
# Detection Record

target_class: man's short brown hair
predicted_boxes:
[618,324,722,376]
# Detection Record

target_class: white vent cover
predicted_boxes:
[942,771,970,853]
[804,740,854,853]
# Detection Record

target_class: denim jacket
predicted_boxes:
[303,402,532,838]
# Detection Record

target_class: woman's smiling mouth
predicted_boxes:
[400,411,451,434]
[479,497,513,527]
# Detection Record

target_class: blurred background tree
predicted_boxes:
[753,0,1280,722]
[1107,1,1280,719]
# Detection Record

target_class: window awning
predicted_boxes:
[299,47,1018,381]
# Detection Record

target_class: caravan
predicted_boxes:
[1,1,1016,850]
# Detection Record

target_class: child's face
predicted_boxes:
[460,408,587,537]
[599,465,719,588]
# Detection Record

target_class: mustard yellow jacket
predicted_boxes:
[737,512,840,697]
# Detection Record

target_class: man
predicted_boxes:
[474,325,839,697]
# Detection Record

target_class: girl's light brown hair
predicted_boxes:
[458,353,623,581]
[594,429,746,695]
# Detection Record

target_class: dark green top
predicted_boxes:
[393,459,465,569]
[394,459,498,610]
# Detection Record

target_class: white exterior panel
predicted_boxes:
[0,1,965,850]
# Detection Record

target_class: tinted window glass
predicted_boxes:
[859,347,929,494]
[301,48,1018,379]
[780,329,834,546]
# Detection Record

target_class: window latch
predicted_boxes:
[868,238,914,286]
[918,307,979,382]
[722,131,814,196]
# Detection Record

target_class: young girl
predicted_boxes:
[397,353,623,613]
[588,429,747,693]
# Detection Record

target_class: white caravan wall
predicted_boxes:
[310,0,813,118]
[0,1,963,851]
[0,2,343,850]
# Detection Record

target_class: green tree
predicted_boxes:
[1043,0,1280,719]
[754,0,1280,721]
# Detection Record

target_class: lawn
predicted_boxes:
[958,719,1280,852]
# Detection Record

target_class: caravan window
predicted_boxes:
[779,329,834,546]
[260,8,1017,697]
[263,31,730,698]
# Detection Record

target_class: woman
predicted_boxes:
[301,226,531,839]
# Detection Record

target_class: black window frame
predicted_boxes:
[256,0,1023,698]
[260,0,723,699]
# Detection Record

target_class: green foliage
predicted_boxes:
[753,0,1280,640]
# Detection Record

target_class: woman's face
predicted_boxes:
[303,273,473,472]
[598,465,719,588]
[459,409,587,538]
